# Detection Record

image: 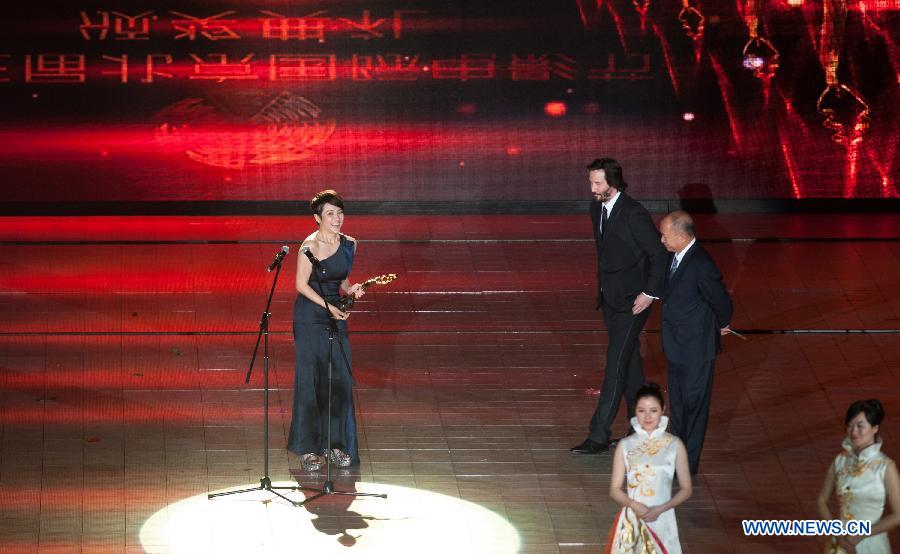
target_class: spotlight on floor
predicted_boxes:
[141,481,521,553]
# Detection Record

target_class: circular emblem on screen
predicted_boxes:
[155,92,336,169]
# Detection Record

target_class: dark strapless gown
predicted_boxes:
[287,234,359,465]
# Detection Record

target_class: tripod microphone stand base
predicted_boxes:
[208,477,301,505]
[209,475,386,508]
[292,478,387,507]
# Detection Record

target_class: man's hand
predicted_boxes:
[632,293,654,315]
[721,325,747,340]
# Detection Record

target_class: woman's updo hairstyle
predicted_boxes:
[634,381,665,410]
[845,399,884,428]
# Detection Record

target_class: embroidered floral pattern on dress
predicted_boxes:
[625,435,674,498]
[628,462,658,497]
[835,450,886,521]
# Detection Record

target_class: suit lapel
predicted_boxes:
[605,193,627,230]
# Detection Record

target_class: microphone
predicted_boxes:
[266,245,290,272]
[301,246,324,271]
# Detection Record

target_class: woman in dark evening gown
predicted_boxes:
[287,190,364,472]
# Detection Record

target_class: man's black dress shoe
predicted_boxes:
[608,428,635,446]
[569,439,609,454]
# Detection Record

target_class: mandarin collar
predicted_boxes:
[842,437,883,461]
[630,416,669,439]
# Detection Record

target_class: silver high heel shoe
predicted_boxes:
[300,453,321,472]
[324,448,352,468]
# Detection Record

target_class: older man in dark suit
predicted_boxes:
[659,210,733,475]
[571,158,668,455]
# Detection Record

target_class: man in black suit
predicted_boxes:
[571,158,668,455]
[659,210,733,475]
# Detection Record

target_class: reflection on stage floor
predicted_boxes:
[1,213,897,553]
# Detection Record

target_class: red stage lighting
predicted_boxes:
[543,101,567,117]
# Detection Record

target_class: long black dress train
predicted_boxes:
[287,234,359,465]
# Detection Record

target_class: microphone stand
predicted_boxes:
[293,248,386,506]
[208,247,301,504]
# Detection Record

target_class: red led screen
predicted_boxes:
[0,1,897,201]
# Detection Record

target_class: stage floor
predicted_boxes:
[1,214,898,553]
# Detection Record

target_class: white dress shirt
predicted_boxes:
[599,191,622,234]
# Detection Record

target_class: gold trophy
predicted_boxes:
[337,274,398,312]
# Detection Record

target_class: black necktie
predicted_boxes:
[600,205,608,241]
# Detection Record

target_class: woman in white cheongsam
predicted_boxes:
[605,382,692,554]
[817,399,900,553]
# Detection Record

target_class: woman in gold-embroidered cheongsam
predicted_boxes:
[817,399,900,553]
[605,382,692,554]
